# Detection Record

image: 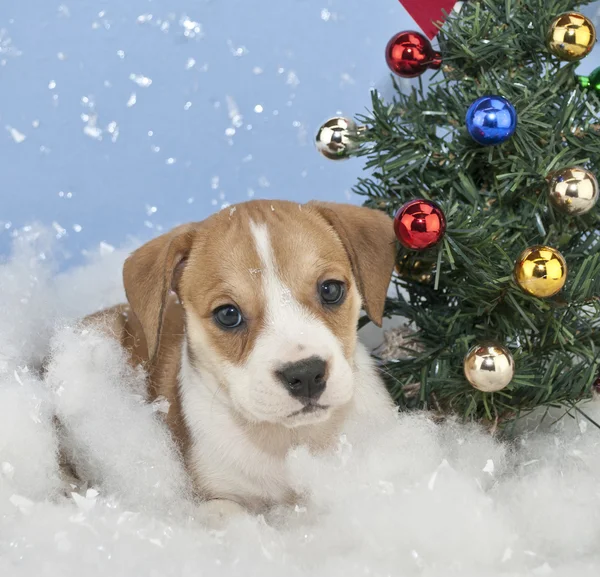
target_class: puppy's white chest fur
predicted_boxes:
[179,343,392,512]
[179,349,292,508]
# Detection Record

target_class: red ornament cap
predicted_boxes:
[385,31,442,78]
[394,199,446,250]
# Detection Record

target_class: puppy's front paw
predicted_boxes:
[197,499,248,530]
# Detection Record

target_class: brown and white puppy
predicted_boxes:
[83,200,397,522]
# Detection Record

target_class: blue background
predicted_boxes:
[1,1,598,263]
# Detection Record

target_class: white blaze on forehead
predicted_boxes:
[249,220,274,274]
[249,220,300,321]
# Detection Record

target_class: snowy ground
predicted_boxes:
[2,227,600,577]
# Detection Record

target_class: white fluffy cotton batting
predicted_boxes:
[1,226,600,577]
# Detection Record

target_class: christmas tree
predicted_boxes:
[354,1,600,428]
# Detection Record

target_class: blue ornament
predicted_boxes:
[465,95,517,146]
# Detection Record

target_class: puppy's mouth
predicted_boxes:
[288,403,329,418]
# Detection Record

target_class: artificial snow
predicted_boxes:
[2,227,600,577]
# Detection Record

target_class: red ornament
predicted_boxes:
[385,31,442,78]
[394,199,446,250]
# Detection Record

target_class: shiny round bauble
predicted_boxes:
[579,66,600,94]
[513,246,568,298]
[385,31,442,78]
[395,254,436,284]
[463,342,515,393]
[547,12,596,62]
[315,117,359,160]
[466,95,517,146]
[547,166,599,216]
[393,200,446,251]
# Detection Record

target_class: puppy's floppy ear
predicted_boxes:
[122,224,197,363]
[309,202,397,327]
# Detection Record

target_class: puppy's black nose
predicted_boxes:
[276,356,327,402]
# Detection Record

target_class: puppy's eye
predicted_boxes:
[213,305,244,329]
[319,280,345,305]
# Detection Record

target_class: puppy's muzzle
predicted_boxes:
[276,356,327,404]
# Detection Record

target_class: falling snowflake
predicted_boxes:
[129,73,152,88]
[180,15,203,38]
[6,126,26,143]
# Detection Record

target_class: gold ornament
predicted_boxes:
[514,246,567,298]
[395,254,435,284]
[547,12,597,62]
[548,166,599,216]
[315,117,359,160]
[463,342,515,393]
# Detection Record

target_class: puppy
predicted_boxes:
[77,200,397,522]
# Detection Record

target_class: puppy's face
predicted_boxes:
[123,200,396,428]
[182,206,362,427]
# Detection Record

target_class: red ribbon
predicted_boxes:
[398,0,457,39]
